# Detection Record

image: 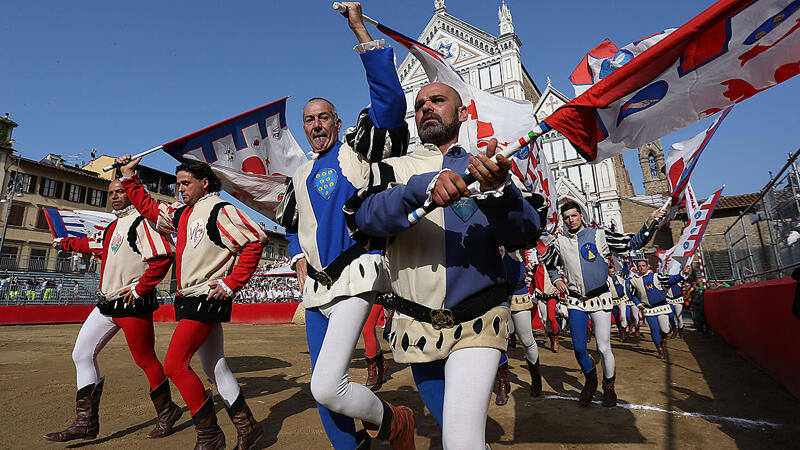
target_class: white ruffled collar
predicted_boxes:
[113,204,137,217]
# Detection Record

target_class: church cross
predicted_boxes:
[545,97,559,112]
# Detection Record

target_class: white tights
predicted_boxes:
[510,310,539,364]
[673,303,684,329]
[72,308,119,389]
[591,311,615,378]
[197,323,241,407]
[443,347,501,450]
[310,294,384,426]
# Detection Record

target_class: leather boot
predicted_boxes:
[578,368,597,407]
[602,375,617,407]
[526,359,542,397]
[617,324,627,342]
[495,366,511,406]
[671,326,679,339]
[678,328,684,339]
[147,379,183,439]
[44,377,104,442]
[226,393,263,450]
[553,335,560,352]
[657,342,667,360]
[363,401,416,450]
[365,353,390,389]
[192,390,225,450]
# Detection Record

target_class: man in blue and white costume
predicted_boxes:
[543,200,664,408]
[666,279,686,339]
[626,260,691,359]
[608,264,631,341]
[344,81,543,449]
[276,4,414,449]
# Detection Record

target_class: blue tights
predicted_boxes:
[568,309,594,373]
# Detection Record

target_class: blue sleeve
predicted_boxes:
[354,172,436,237]
[621,262,630,278]
[626,280,641,305]
[627,223,654,250]
[667,274,684,286]
[360,48,406,129]
[286,227,302,257]
[475,182,541,248]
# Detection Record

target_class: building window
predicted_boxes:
[648,153,658,177]
[87,188,107,207]
[39,178,63,198]
[29,248,47,271]
[64,183,85,203]
[7,204,24,226]
[479,63,502,89]
[8,172,36,194]
[35,208,50,230]
[159,181,176,197]
[266,245,274,259]
[278,247,286,259]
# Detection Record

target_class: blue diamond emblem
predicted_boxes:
[451,198,478,222]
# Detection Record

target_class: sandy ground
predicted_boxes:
[1,320,798,449]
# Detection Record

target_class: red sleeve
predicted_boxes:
[121,175,165,224]
[59,237,93,255]
[134,256,173,296]
[222,242,264,292]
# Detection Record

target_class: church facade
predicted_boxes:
[396,0,669,235]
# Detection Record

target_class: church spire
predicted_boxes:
[434,0,446,13]
[499,1,514,35]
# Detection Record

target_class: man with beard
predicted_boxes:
[626,260,691,359]
[276,3,414,448]
[344,82,542,449]
[543,201,664,407]
[44,179,179,443]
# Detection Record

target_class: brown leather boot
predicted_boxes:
[602,375,617,407]
[495,366,511,406]
[147,379,183,439]
[578,368,597,407]
[226,393,263,450]
[553,335,560,352]
[366,353,390,389]
[44,377,104,442]
[671,326,679,339]
[657,342,667,360]
[526,359,542,397]
[192,391,225,450]
[363,401,416,450]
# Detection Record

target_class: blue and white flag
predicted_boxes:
[43,208,115,239]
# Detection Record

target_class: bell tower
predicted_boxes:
[638,139,669,195]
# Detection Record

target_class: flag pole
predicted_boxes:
[332,2,378,25]
[102,145,164,172]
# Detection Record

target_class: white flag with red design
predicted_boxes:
[545,0,800,163]
[662,187,724,272]
[161,97,307,220]
[377,23,559,232]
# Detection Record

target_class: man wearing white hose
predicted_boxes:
[276,3,414,448]
[495,248,542,405]
[345,81,543,449]
[543,200,664,407]
[666,280,686,338]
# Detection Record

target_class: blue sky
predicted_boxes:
[4,0,799,224]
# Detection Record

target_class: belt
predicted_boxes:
[306,244,367,288]
[384,285,506,330]
[568,284,610,301]
[535,293,559,300]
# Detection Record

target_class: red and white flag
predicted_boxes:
[43,208,115,239]
[377,24,559,231]
[544,0,800,163]
[161,97,307,220]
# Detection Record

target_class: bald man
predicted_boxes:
[45,179,179,443]
[346,81,543,449]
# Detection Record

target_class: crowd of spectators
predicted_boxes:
[234,261,301,303]
[0,271,81,305]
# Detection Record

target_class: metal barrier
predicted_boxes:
[719,148,800,283]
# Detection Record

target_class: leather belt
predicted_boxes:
[384,285,506,330]
[307,244,367,288]
[535,293,559,300]
[568,284,610,301]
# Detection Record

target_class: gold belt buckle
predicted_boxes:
[96,290,108,304]
[430,308,455,330]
